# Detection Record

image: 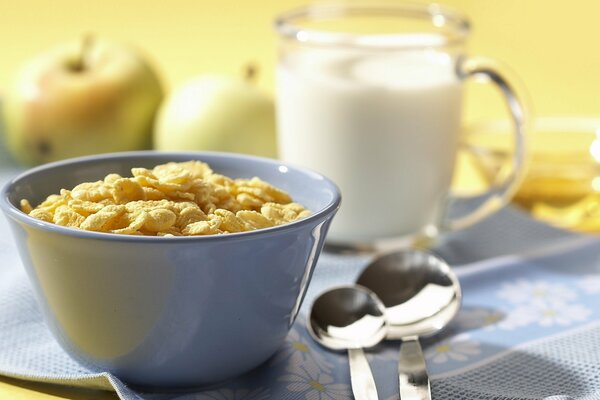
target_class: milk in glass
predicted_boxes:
[276,47,462,242]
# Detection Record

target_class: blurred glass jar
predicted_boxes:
[455,117,600,232]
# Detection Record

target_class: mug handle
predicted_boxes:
[444,56,528,231]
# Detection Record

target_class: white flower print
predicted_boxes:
[497,279,577,306]
[515,302,592,327]
[271,328,334,373]
[456,307,505,331]
[425,334,481,364]
[495,305,537,330]
[191,388,270,400]
[280,363,352,400]
[578,275,600,294]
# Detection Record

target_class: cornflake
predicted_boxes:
[21,161,310,236]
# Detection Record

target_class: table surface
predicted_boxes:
[0,138,592,399]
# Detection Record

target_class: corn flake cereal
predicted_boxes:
[21,161,310,236]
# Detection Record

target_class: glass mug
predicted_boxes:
[274,2,526,249]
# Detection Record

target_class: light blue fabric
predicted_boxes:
[1,134,599,399]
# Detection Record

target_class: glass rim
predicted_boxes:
[274,1,471,49]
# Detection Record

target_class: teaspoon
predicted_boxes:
[357,250,462,400]
[308,285,387,400]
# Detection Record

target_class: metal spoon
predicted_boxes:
[357,250,462,400]
[308,285,387,400]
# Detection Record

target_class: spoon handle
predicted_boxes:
[347,348,379,400]
[398,335,431,400]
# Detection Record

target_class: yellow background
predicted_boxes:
[0,0,598,398]
[1,0,600,122]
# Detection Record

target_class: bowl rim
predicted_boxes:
[0,151,342,242]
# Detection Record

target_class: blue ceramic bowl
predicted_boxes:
[0,151,340,388]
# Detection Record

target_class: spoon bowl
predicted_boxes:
[357,250,461,339]
[309,285,387,349]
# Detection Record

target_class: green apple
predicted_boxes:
[2,37,164,165]
[154,70,277,158]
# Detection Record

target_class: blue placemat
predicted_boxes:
[0,212,598,400]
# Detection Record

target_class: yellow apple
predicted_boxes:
[154,71,277,158]
[2,37,164,165]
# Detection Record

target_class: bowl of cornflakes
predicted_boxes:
[0,151,341,388]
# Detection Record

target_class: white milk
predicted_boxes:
[276,50,463,243]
